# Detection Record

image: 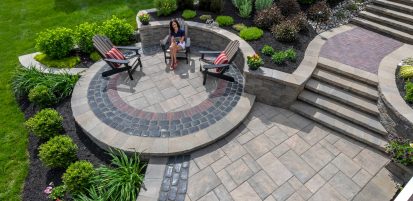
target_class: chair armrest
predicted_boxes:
[185,37,191,47]
[104,58,129,64]
[199,58,215,64]
[203,63,230,69]
[115,46,140,51]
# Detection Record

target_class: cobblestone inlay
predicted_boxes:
[87,47,244,137]
[159,155,190,201]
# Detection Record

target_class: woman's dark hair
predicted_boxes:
[169,19,181,34]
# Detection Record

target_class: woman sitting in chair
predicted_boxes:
[169,19,185,70]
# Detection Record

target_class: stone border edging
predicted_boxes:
[137,157,168,201]
[71,60,255,157]
[378,44,413,140]
[18,52,87,75]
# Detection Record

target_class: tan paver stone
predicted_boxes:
[273,182,295,201]
[353,148,389,175]
[334,138,364,158]
[129,96,150,109]
[297,124,329,146]
[237,131,255,144]
[219,140,248,161]
[213,185,233,201]
[301,143,335,171]
[248,170,279,199]
[192,144,225,170]
[198,191,219,201]
[160,86,180,99]
[225,158,254,185]
[318,163,339,181]
[189,160,200,177]
[159,94,187,112]
[332,153,361,178]
[244,134,275,159]
[241,154,262,173]
[179,85,198,98]
[271,142,290,157]
[286,192,305,201]
[284,135,311,155]
[243,117,271,135]
[217,169,238,192]
[257,152,293,186]
[328,171,361,200]
[279,150,316,183]
[264,126,289,146]
[211,155,232,173]
[305,174,325,193]
[308,183,346,201]
[352,168,399,201]
[319,139,340,156]
[187,167,220,201]
[352,169,373,187]
[263,195,276,201]
[230,182,261,201]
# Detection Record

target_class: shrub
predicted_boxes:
[399,65,413,79]
[90,51,101,62]
[34,53,80,68]
[308,1,331,22]
[177,0,194,9]
[232,0,244,8]
[291,12,308,31]
[49,185,67,200]
[386,136,413,165]
[255,0,273,11]
[199,14,212,22]
[272,51,288,64]
[101,16,134,45]
[92,149,146,201]
[298,0,316,4]
[216,16,234,26]
[182,9,197,19]
[240,27,264,41]
[138,13,150,25]
[25,108,63,140]
[210,0,224,13]
[38,135,78,168]
[75,22,98,53]
[253,5,284,29]
[285,48,297,62]
[233,23,247,31]
[12,67,80,100]
[247,54,264,70]
[277,0,301,17]
[28,85,57,107]
[346,2,358,11]
[63,161,95,194]
[405,82,413,102]
[35,27,74,59]
[261,45,275,56]
[239,0,253,18]
[155,0,178,16]
[271,20,299,42]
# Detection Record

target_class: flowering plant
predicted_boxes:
[386,135,413,166]
[247,53,263,70]
[139,13,150,25]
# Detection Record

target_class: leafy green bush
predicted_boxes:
[63,161,95,194]
[405,82,413,102]
[277,0,301,16]
[308,1,331,22]
[386,136,413,165]
[177,0,194,9]
[285,48,297,62]
[298,0,316,4]
[216,16,234,26]
[182,9,197,19]
[239,0,253,18]
[155,0,178,16]
[28,85,57,108]
[34,53,80,68]
[291,12,308,31]
[25,108,63,140]
[92,149,146,201]
[399,65,413,79]
[272,51,288,64]
[232,23,247,31]
[240,27,264,41]
[254,5,284,29]
[210,0,224,13]
[261,45,275,56]
[271,20,299,42]
[199,14,212,22]
[101,16,134,45]
[12,66,80,101]
[35,27,74,59]
[75,22,98,53]
[90,51,101,62]
[255,0,273,11]
[38,135,78,168]
[49,185,67,200]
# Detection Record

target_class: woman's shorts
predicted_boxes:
[177,41,185,50]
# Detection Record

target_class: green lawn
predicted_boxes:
[0,0,152,200]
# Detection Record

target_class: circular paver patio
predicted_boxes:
[72,45,255,156]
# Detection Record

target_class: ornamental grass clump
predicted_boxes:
[399,65,413,79]
[238,0,253,18]
[101,16,134,45]
[63,161,96,194]
[38,135,78,168]
[182,9,197,19]
[386,135,413,165]
[240,27,264,41]
[36,27,74,59]
[25,108,63,140]
[216,16,234,26]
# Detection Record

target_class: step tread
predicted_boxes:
[306,79,379,116]
[388,0,413,7]
[312,68,379,100]
[318,57,378,86]
[299,90,387,135]
[375,0,413,13]
[366,5,413,24]
[359,11,413,32]
[351,17,413,44]
[290,101,387,151]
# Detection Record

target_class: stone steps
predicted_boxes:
[388,0,413,7]
[358,11,413,34]
[305,79,379,116]
[312,68,379,101]
[374,0,413,14]
[298,90,387,136]
[366,5,413,25]
[290,101,387,152]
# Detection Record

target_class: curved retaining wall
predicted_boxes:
[378,44,413,140]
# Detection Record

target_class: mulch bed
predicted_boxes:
[20,96,112,201]
[395,66,413,108]
[149,0,317,73]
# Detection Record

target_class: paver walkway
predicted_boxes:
[183,103,399,201]
[320,27,402,74]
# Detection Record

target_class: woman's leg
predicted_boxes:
[169,45,175,67]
